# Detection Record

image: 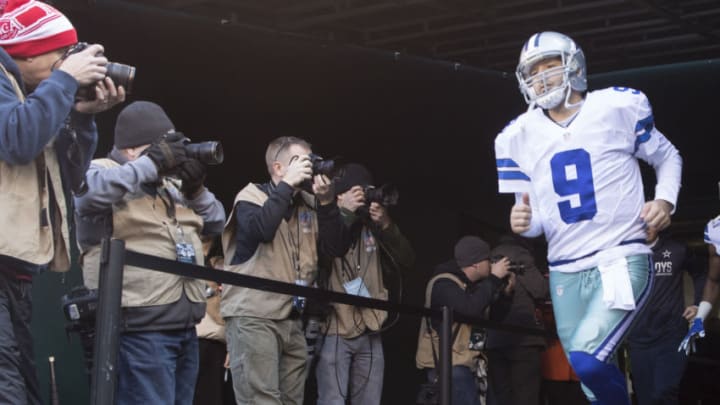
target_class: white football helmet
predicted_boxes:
[516,31,587,109]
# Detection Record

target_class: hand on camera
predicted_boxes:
[57,44,107,87]
[369,202,391,230]
[146,132,189,175]
[503,272,517,296]
[510,193,532,234]
[74,77,126,114]
[337,186,365,213]
[313,174,334,205]
[491,256,511,279]
[178,159,206,199]
[282,154,313,188]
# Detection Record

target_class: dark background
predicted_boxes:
[29,1,720,404]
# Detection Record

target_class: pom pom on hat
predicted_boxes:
[0,0,77,58]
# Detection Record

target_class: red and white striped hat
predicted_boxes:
[0,0,77,58]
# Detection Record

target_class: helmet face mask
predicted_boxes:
[516,32,587,109]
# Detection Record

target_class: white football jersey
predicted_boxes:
[496,87,681,272]
[705,216,720,253]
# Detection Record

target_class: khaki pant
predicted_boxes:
[226,316,306,405]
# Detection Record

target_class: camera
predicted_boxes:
[61,286,98,328]
[364,183,399,207]
[490,254,526,275]
[186,141,224,165]
[66,42,136,100]
[300,154,336,193]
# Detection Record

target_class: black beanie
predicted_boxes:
[454,236,491,267]
[334,163,374,195]
[114,101,175,149]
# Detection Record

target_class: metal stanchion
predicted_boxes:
[439,306,453,405]
[90,239,125,405]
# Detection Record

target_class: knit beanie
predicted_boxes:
[0,0,77,58]
[454,236,491,267]
[114,101,175,149]
[334,163,373,195]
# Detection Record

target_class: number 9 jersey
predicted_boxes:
[495,87,682,273]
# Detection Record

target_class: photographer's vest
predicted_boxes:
[324,225,388,338]
[415,274,479,369]
[0,63,70,271]
[221,183,318,320]
[81,158,205,307]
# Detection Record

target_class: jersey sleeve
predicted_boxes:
[705,216,720,253]
[495,119,531,194]
[625,89,682,208]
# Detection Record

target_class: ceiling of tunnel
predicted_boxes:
[115,0,720,73]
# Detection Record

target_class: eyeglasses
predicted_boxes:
[50,45,78,72]
[273,137,293,162]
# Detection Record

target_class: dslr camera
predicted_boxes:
[301,153,336,192]
[491,254,526,275]
[65,42,136,100]
[364,183,399,207]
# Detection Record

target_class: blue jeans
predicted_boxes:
[117,329,199,405]
[0,273,41,405]
[427,365,480,405]
[316,333,384,405]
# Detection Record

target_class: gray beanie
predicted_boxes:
[454,236,491,267]
[114,101,175,149]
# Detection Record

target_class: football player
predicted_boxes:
[679,203,720,354]
[495,31,682,405]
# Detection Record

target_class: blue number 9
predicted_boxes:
[550,149,597,223]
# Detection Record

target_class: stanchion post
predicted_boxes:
[90,238,125,405]
[439,306,453,405]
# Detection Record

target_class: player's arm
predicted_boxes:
[630,91,682,230]
[496,122,542,237]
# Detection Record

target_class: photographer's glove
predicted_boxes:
[146,132,188,174]
[678,318,705,355]
[178,159,206,199]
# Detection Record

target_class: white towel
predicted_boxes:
[598,257,636,310]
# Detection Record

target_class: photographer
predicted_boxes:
[0,0,124,403]
[221,136,350,404]
[315,163,415,405]
[74,101,225,405]
[485,234,549,405]
[416,236,513,405]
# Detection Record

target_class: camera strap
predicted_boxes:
[425,316,460,382]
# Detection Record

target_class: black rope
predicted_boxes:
[123,249,548,337]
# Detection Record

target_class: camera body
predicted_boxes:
[67,42,136,100]
[363,183,399,207]
[490,254,526,275]
[61,286,98,328]
[300,154,336,193]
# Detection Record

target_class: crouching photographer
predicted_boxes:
[73,101,226,405]
[485,234,549,405]
[416,236,513,405]
[313,163,415,405]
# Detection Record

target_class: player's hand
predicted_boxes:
[282,154,312,188]
[683,305,699,322]
[337,186,365,212]
[369,202,391,230]
[678,318,705,355]
[313,174,334,205]
[641,199,673,231]
[510,193,532,234]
